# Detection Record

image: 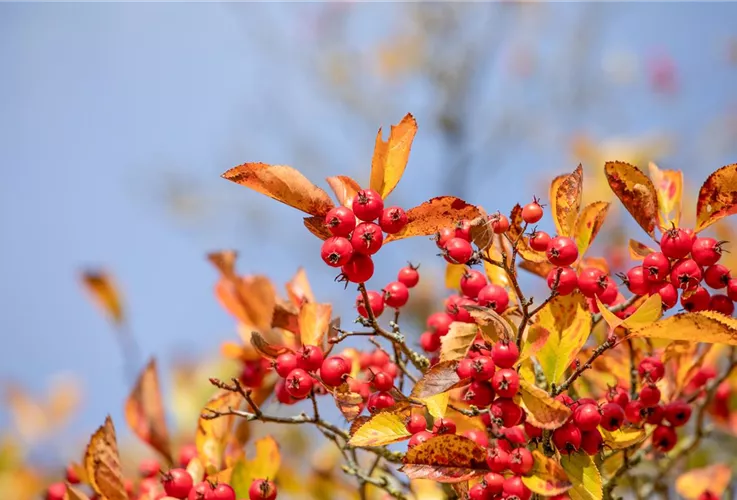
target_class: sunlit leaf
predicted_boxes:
[384,196,482,242]
[439,323,479,362]
[675,464,731,499]
[560,453,602,500]
[521,451,572,496]
[286,267,315,305]
[326,175,362,208]
[229,437,281,499]
[222,162,335,216]
[519,260,555,279]
[519,324,550,364]
[411,360,466,399]
[605,161,659,238]
[599,427,646,450]
[186,457,205,484]
[628,239,655,260]
[80,270,125,325]
[574,201,609,257]
[196,390,242,472]
[518,379,571,430]
[445,264,466,291]
[83,416,127,500]
[401,435,488,483]
[466,305,515,343]
[423,392,450,419]
[595,294,662,331]
[629,310,737,345]
[348,410,412,447]
[250,332,291,359]
[369,113,418,198]
[695,164,737,232]
[648,162,683,229]
[409,479,446,500]
[298,302,331,347]
[550,165,583,238]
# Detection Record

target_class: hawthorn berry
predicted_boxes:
[645,404,664,425]
[652,425,678,452]
[489,212,510,234]
[324,206,356,237]
[485,446,510,473]
[468,483,491,500]
[502,476,532,500]
[240,359,269,387]
[529,230,551,252]
[249,479,277,500]
[189,481,211,500]
[275,380,296,405]
[460,269,488,299]
[483,472,505,495]
[643,252,670,282]
[625,400,646,425]
[491,368,520,398]
[273,353,299,378]
[408,430,433,448]
[397,264,420,288]
[464,380,495,406]
[660,227,693,259]
[524,422,543,440]
[598,279,619,305]
[691,237,725,267]
[599,402,625,431]
[351,222,384,255]
[162,468,194,498]
[509,447,534,475]
[320,236,354,267]
[455,219,473,241]
[419,331,441,352]
[427,312,454,338]
[639,384,661,407]
[620,266,651,295]
[139,458,160,478]
[297,345,324,371]
[552,422,582,454]
[477,284,509,313]
[681,286,711,312]
[370,371,394,391]
[704,264,731,289]
[435,227,457,249]
[284,368,313,399]
[573,403,602,431]
[366,391,394,413]
[443,237,474,264]
[710,293,734,315]
[521,199,544,223]
[371,349,392,368]
[607,386,630,408]
[651,282,678,309]
[547,266,578,295]
[352,188,384,221]
[578,267,607,297]
[379,206,408,234]
[580,429,604,456]
[697,492,720,500]
[209,483,236,500]
[348,378,370,400]
[65,464,80,484]
[447,296,475,323]
[341,253,374,283]
[664,400,692,427]
[432,417,457,435]
[320,356,351,387]
[728,278,737,301]
[490,398,523,427]
[406,414,427,434]
[670,258,703,291]
[638,357,665,382]
[46,483,67,500]
[462,428,490,448]
[491,341,519,368]
[356,290,385,318]
[383,281,409,308]
[546,236,579,266]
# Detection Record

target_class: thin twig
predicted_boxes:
[552,336,617,396]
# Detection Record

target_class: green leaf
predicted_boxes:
[560,453,602,500]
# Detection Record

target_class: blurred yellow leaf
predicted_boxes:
[369,114,417,199]
[286,267,315,306]
[409,479,446,500]
[230,437,281,499]
[80,270,124,325]
[445,263,466,291]
[605,161,659,238]
[695,164,737,232]
[600,427,646,450]
[385,196,482,242]
[349,411,411,447]
[518,379,571,430]
[521,451,572,496]
[298,302,332,347]
[560,453,602,500]
[550,165,583,238]
[630,310,737,345]
[196,390,242,472]
[676,464,731,499]
[83,416,127,500]
[574,201,610,257]
[595,293,662,331]
[628,239,655,260]
[648,162,683,229]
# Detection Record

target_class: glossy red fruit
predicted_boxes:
[462,428,490,448]
[341,254,374,283]
[464,381,495,407]
[285,368,313,398]
[434,227,457,249]
[65,464,80,484]
[457,357,495,381]
[491,368,520,398]
[397,264,420,288]
[670,259,703,291]
[607,386,629,408]
[490,398,523,427]
[704,264,731,289]
[652,425,678,452]
[162,468,194,498]
[578,268,607,298]
[728,278,737,301]
[625,400,646,424]
[477,284,509,313]
[600,402,625,431]
[443,237,474,264]
[447,296,475,323]
[651,282,678,309]
[621,266,650,295]
[639,384,661,407]
[552,422,582,454]
[547,267,578,295]
[645,404,664,425]
[489,212,510,233]
[460,270,488,299]
[643,252,670,282]
[320,356,351,387]
[681,286,711,312]
[524,422,543,440]
[427,312,454,336]
[508,448,534,475]
[697,491,720,500]
[710,294,734,315]
[599,279,619,306]
[406,414,427,434]
[274,353,299,378]
[468,483,492,500]
[379,206,408,234]
[419,331,441,352]
[638,357,665,382]
[408,430,433,448]
[660,227,693,259]
[482,472,504,495]
[529,230,551,252]
[580,429,604,456]
[275,380,296,405]
[546,236,579,266]
[383,281,409,308]
[455,219,473,241]
[209,483,236,500]
[297,345,324,372]
[664,400,692,427]
[491,341,519,368]
[691,237,725,267]
[371,349,391,368]
[522,200,544,223]
[371,371,394,392]
[325,206,356,237]
[356,290,385,318]
[352,188,384,222]
[46,483,67,500]
[249,479,277,500]
[351,222,384,255]
[139,458,160,478]
[432,417,457,435]
[574,403,602,431]
[321,236,354,267]
[485,446,510,473]
[189,481,211,500]
[503,476,532,500]
[367,391,395,413]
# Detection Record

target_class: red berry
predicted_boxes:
[652,425,678,452]
[320,236,353,267]
[468,483,492,500]
[432,417,457,435]
[489,213,510,234]
[546,236,579,266]
[408,430,433,448]
[651,282,678,309]
[529,230,551,252]
[406,414,427,434]
[371,349,391,367]
[274,353,299,378]
[681,286,711,312]
[491,368,520,398]
[462,428,489,448]
[552,422,582,454]
[320,356,351,387]
[547,267,578,295]
[697,492,720,500]
[607,386,630,408]
[464,381,495,407]
[573,403,602,431]
[162,468,194,498]
[65,464,80,484]
[397,265,420,288]
[598,279,619,305]
[728,278,737,301]
[477,284,509,313]
[239,359,268,388]
[670,258,703,291]
[209,483,236,500]
[139,458,160,478]
[351,222,384,255]
[660,227,693,259]
[189,481,211,500]
[379,206,408,234]
[352,189,384,222]
[664,400,692,427]
[691,237,725,267]
[639,357,665,382]
[275,380,296,405]
[285,368,313,398]
[371,371,394,392]
[443,237,474,264]
[485,446,510,473]
[46,483,67,500]
[491,341,519,368]
[419,331,441,352]
[367,391,394,413]
[509,448,534,475]
[704,264,731,289]
[446,296,475,323]
[455,219,473,241]
[434,227,457,248]
[249,479,277,500]
[460,270,488,299]
[341,254,374,283]
[625,400,646,424]
[524,422,543,440]
[503,476,532,500]
[580,429,604,456]
[490,398,523,427]
[639,384,661,407]
[383,281,409,308]
[324,206,356,237]
[621,266,651,295]
[427,311,454,336]
[600,402,625,431]
[710,294,734,315]
[356,290,385,318]
[578,267,607,298]
[521,200,544,223]
[484,472,505,495]
[643,252,670,282]
[297,345,324,371]
[457,357,494,381]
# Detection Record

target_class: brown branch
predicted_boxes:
[552,336,617,396]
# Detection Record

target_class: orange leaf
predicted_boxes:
[348,408,412,447]
[574,201,610,257]
[124,358,173,465]
[384,197,481,242]
[207,250,238,279]
[445,264,467,291]
[65,485,92,500]
[519,260,554,279]
[326,175,362,208]
[298,302,332,347]
[579,256,610,275]
[196,390,242,472]
[648,162,683,230]
[628,239,655,260]
[286,267,315,305]
[369,113,418,198]
[675,464,732,500]
[695,163,737,232]
[272,301,300,335]
[84,416,127,500]
[521,451,572,496]
[550,165,583,238]
[80,270,124,325]
[518,379,571,430]
[401,435,488,483]
[605,161,659,238]
[410,361,466,399]
[250,331,291,359]
[221,163,335,217]
[303,216,331,240]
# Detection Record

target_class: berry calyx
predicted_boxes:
[397,264,420,288]
[249,479,277,500]
[464,381,495,407]
[456,357,495,381]
[324,206,356,237]
[366,391,395,413]
[643,252,670,282]
[477,284,509,313]
[546,236,579,266]
[660,227,693,259]
[552,422,582,454]
[485,446,510,473]
[284,368,313,399]
[547,266,578,295]
[600,402,625,431]
[491,368,520,398]
[432,417,457,435]
[664,400,692,427]
[619,266,650,295]
[489,212,510,234]
[297,345,324,372]
[383,281,410,308]
[352,189,384,222]
[508,447,534,475]
[652,425,678,452]
[490,398,523,427]
[670,258,703,291]
[578,267,607,298]
[320,237,354,267]
[529,229,551,252]
[356,290,385,318]
[379,206,408,234]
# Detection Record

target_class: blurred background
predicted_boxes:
[1,1,737,494]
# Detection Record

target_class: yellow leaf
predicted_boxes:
[445,264,466,291]
[124,358,173,465]
[440,323,479,362]
[605,161,659,238]
[230,436,282,499]
[80,270,125,325]
[518,379,571,430]
[327,383,364,422]
[574,201,610,257]
[423,392,450,419]
[695,163,737,232]
[628,239,655,260]
[221,163,335,217]
[560,453,602,500]
[298,302,332,347]
[550,165,583,238]
[675,464,732,499]
[595,294,662,331]
[521,451,572,496]
[519,324,550,364]
[629,310,737,345]
[600,427,646,450]
[186,457,205,484]
[384,196,482,242]
[326,175,362,208]
[348,411,411,447]
[409,479,446,500]
[83,416,127,500]
[536,293,592,385]
[370,113,418,198]
[196,390,242,471]
[648,162,683,229]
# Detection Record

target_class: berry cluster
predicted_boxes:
[320,189,408,283]
[355,263,420,319]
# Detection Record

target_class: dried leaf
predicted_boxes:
[401,435,488,483]
[411,361,465,399]
[605,161,659,237]
[326,175,362,208]
[212,271,276,333]
[509,204,547,263]
[451,482,469,498]
[229,437,281,499]
[272,301,300,334]
[518,379,571,430]
[600,427,646,450]
[303,216,331,240]
[440,323,479,362]
[466,306,515,343]
[629,310,737,345]
[521,451,572,496]
[560,453,602,500]
[675,464,732,500]
[329,383,364,421]
[298,302,331,347]
[648,162,683,229]
[551,165,584,238]
[196,390,242,471]
[124,358,173,465]
[574,202,609,257]
[519,260,555,279]
[222,163,335,216]
[83,416,127,500]
[80,270,124,325]
[695,164,737,232]
[384,196,482,242]
[250,331,291,359]
[348,410,412,447]
[628,239,655,260]
[469,209,492,251]
[370,113,418,198]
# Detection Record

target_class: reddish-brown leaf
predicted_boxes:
[326,175,362,208]
[222,162,335,216]
[303,216,331,240]
[550,165,583,238]
[410,361,467,399]
[695,163,737,232]
[628,239,655,260]
[384,197,482,242]
[605,161,659,237]
[271,301,300,334]
[329,383,364,422]
[401,435,488,483]
[250,332,291,359]
[84,416,127,500]
[80,270,125,325]
[370,114,418,198]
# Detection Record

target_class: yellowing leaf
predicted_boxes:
[423,392,450,419]
[560,453,602,500]
[675,464,732,500]
[328,383,364,421]
[466,306,515,343]
[326,175,361,208]
[230,437,282,499]
[536,293,592,385]
[124,358,173,465]
[196,390,242,471]
[445,264,466,291]
[518,379,571,430]
[384,196,482,242]
[221,163,335,217]
[630,310,737,345]
[80,270,124,325]
[595,294,662,331]
[440,323,479,362]
[65,486,91,500]
[411,361,465,399]
[521,451,572,496]
[600,427,646,450]
[83,416,127,500]
[696,164,737,232]
[648,162,683,229]
[409,479,446,500]
[298,302,331,347]
[348,411,411,447]
[519,259,554,279]
[186,457,205,484]
[519,324,551,364]
[628,239,655,260]
[401,435,488,483]
[370,113,418,198]
[551,165,584,237]
[574,201,609,257]
[605,161,659,238]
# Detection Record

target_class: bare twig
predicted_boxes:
[552,336,617,396]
